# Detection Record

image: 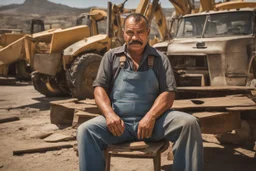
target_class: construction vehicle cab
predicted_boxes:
[154,1,256,98]
[76,9,107,36]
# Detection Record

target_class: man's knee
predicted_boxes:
[171,111,199,128]
[183,114,199,127]
[77,117,101,138]
[77,121,92,139]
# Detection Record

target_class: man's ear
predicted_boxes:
[147,28,150,36]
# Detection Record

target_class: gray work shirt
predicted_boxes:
[93,44,177,95]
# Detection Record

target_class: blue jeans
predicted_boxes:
[77,110,203,171]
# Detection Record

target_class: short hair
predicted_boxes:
[123,13,149,29]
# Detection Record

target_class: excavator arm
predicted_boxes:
[135,0,168,41]
[168,0,193,15]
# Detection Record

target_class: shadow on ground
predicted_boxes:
[161,144,256,171]
[10,97,70,111]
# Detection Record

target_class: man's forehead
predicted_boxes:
[124,18,146,29]
[126,17,145,24]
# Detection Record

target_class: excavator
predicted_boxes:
[27,1,127,98]
[26,0,170,99]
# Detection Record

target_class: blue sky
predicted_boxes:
[1,0,256,9]
[0,0,173,8]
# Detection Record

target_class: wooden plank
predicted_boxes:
[76,110,100,117]
[50,98,77,105]
[226,106,256,111]
[193,112,227,118]
[72,110,100,128]
[13,143,73,156]
[107,141,165,158]
[50,104,75,126]
[0,116,19,124]
[50,99,99,126]
[177,86,255,92]
[79,99,96,105]
[173,96,255,110]
[58,102,96,110]
[193,111,241,134]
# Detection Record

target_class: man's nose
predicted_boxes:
[132,33,139,39]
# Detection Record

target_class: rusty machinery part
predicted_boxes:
[31,72,69,97]
[15,60,31,81]
[4,60,31,81]
[66,53,102,100]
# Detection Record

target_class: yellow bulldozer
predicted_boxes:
[26,1,130,99]
[0,19,44,81]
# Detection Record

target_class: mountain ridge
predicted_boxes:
[0,0,92,15]
[0,0,173,16]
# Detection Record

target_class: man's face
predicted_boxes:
[123,17,150,53]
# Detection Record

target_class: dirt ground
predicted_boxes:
[0,83,255,171]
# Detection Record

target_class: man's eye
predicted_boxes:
[126,32,133,36]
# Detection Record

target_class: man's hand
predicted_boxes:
[137,114,156,139]
[106,113,125,136]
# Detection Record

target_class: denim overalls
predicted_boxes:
[77,55,203,171]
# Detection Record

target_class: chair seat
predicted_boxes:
[106,141,166,158]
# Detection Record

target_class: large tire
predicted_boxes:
[31,72,68,97]
[66,53,102,100]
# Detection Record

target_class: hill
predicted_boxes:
[0,0,91,15]
[0,0,173,17]
[0,0,174,34]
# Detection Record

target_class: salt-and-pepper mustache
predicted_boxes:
[128,40,143,45]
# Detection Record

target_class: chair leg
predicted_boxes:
[153,152,161,171]
[105,152,111,171]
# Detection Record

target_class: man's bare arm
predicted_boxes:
[137,91,175,139]
[94,87,125,136]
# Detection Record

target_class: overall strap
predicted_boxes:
[113,55,126,84]
[148,55,154,69]
[119,55,126,68]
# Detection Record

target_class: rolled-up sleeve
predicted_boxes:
[156,54,177,93]
[92,50,113,92]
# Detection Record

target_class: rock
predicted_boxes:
[40,124,59,132]
[19,127,26,131]
[53,150,63,156]
[31,132,53,139]
[43,133,75,142]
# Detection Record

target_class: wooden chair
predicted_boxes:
[105,141,169,171]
